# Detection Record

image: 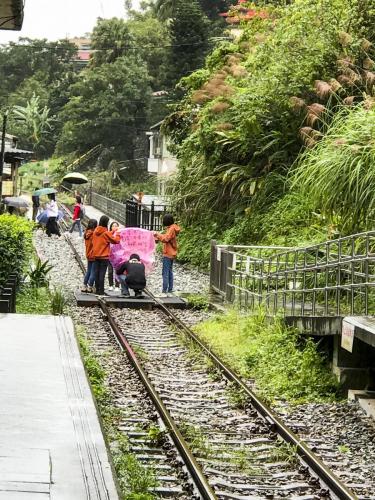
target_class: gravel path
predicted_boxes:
[281,402,375,496]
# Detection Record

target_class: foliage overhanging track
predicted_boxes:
[59,203,357,500]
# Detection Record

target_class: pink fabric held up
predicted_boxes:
[109,227,155,275]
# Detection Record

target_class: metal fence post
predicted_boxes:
[137,203,141,227]
[225,246,234,303]
[150,201,155,231]
[209,240,217,295]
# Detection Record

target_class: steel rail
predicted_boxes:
[146,288,357,500]
[58,213,217,499]
[97,299,217,500]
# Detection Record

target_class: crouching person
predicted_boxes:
[116,254,146,299]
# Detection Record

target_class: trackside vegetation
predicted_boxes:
[194,309,341,404]
[0,214,33,287]
[165,0,375,267]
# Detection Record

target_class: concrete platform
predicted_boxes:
[0,313,119,500]
[75,290,187,310]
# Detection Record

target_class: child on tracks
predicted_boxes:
[116,254,146,299]
[81,218,97,293]
[154,214,181,296]
[107,221,120,291]
[92,215,121,296]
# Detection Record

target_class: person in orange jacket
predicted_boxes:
[92,215,120,296]
[81,218,97,293]
[154,214,181,295]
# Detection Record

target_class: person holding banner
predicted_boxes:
[92,215,121,296]
[154,214,181,296]
[82,218,98,293]
[108,221,120,291]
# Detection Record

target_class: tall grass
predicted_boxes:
[292,105,375,233]
[194,309,340,404]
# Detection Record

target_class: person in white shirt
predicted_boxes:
[45,193,61,237]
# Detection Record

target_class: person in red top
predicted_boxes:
[81,218,97,293]
[92,215,121,296]
[154,214,181,295]
[69,195,84,237]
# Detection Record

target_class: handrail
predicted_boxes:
[210,232,375,316]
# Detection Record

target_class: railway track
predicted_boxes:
[58,204,357,499]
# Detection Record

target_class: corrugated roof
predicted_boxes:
[5,146,32,154]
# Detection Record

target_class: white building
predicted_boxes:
[146,121,178,197]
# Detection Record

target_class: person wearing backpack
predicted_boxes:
[69,195,85,237]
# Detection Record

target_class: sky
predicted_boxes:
[0,0,140,44]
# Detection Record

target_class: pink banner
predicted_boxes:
[109,227,155,275]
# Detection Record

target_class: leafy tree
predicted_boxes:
[11,95,54,155]
[8,74,49,109]
[168,0,210,84]
[91,18,134,66]
[155,0,235,20]
[126,10,170,90]
[0,38,76,107]
[56,55,152,159]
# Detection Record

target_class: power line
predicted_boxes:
[0,38,223,52]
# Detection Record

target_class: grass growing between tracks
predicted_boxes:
[194,309,341,404]
[78,330,158,500]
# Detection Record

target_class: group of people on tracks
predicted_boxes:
[66,195,181,298]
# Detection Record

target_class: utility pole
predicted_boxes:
[0,112,8,212]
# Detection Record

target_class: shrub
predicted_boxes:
[195,309,340,404]
[0,214,33,287]
[28,258,53,288]
[177,221,220,268]
[165,0,374,257]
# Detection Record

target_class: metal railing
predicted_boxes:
[90,192,126,225]
[0,273,17,313]
[125,199,168,231]
[60,188,170,230]
[210,232,375,316]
